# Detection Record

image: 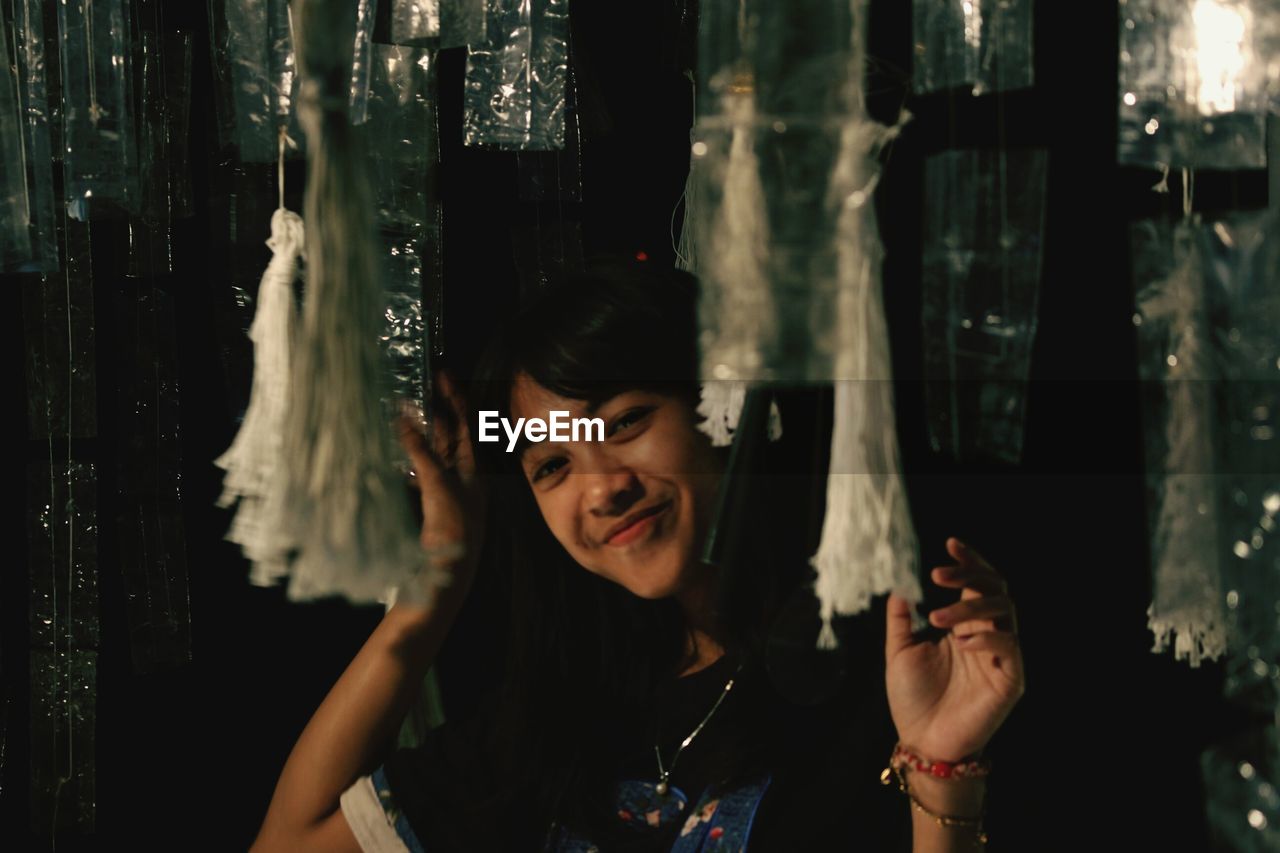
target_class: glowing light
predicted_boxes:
[962,0,982,50]
[1124,92,1138,106]
[1191,1,1252,115]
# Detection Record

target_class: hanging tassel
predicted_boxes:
[688,76,781,447]
[702,81,773,380]
[811,115,923,649]
[257,0,443,605]
[215,206,305,587]
[1140,223,1226,668]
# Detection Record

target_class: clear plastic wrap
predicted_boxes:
[1134,211,1280,672]
[5,0,58,272]
[693,0,879,382]
[26,459,99,838]
[348,0,379,124]
[115,282,192,673]
[164,34,196,220]
[463,0,569,150]
[441,0,486,47]
[1201,726,1280,851]
[1202,210,1279,709]
[365,44,441,411]
[28,649,97,838]
[57,0,137,218]
[0,9,32,266]
[913,0,1035,96]
[1118,0,1280,169]
[132,26,196,236]
[217,0,303,163]
[389,0,487,47]
[511,71,586,293]
[391,0,440,43]
[23,216,98,441]
[920,149,1049,465]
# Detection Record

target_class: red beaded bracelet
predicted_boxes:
[889,743,992,779]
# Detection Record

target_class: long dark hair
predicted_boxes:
[463,260,825,845]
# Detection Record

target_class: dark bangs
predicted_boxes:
[472,261,701,474]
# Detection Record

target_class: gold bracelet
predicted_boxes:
[880,764,989,847]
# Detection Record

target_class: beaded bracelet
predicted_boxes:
[889,743,992,779]
[881,764,989,846]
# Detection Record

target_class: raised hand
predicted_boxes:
[396,370,488,599]
[884,537,1025,763]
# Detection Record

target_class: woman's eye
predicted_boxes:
[532,457,566,482]
[609,407,653,436]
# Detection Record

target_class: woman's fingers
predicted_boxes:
[397,413,448,488]
[430,371,478,483]
[930,564,1006,596]
[929,595,1016,631]
[947,537,1000,576]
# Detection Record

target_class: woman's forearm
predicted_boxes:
[906,773,987,853]
[251,587,467,849]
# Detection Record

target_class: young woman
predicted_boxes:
[250,263,1025,852]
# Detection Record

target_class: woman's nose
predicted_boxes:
[583,466,644,517]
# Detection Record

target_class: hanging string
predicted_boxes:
[277,125,298,211]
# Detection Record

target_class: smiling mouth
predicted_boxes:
[605,501,672,547]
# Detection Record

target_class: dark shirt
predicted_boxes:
[376,653,912,851]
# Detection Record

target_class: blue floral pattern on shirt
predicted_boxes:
[547,775,772,852]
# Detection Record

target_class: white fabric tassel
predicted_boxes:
[1140,228,1226,667]
[696,381,782,447]
[691,84,781,447]
[811,116,923,649]
[215,208,305,587]
[258,0,445,606]
[704,86,773,380]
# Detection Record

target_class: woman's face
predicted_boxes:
[509,373,726,600]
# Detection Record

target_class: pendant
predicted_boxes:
[656,780,669,796]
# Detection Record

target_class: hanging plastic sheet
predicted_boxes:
[4,0,58,273]
[364,44,441,413]
[463,0,569,150]
[26,460,99,839]
[134,28,195,239]
[23,218,98,441]
[441,0,486,47]
[1132,218,1227,667]
[1118,0,1280,170]
[693,0,874,382]
[216,0,303,163]
[348,0,379,124]
[920,149,1048,465]
[391,0,439,43]
[512,65,585,295]
[692,0,923,639]
[165,34,196,220]
[0,10,32,266]
[913,0,1035,96]
[1204,210,1279,709]
[390,0,487,47]
[57,0,137,218]
[115,281,192,674]
[1201,726,1280,851]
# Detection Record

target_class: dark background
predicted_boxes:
[6,1,1273,850]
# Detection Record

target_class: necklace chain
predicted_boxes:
[653,661,744,796]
